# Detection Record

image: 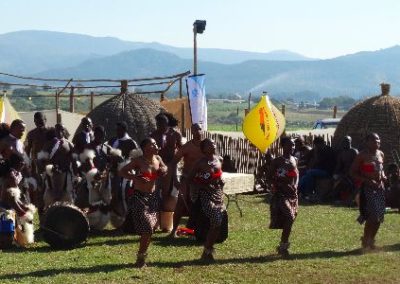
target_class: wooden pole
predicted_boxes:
[236,106,239,131]
[281,104,286,117]
[333,105,337,118]
[244,93,251,116]
[179,78,183,98]
[121,80,128,113]
[55,90,60,123]
[55,78,72,123]
[90,91,94,111]
[69,86,75,113]
[181,102,185,133]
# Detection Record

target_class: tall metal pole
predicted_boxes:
[193,27,197,75]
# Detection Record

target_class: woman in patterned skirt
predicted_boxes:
[119,137,167,268]
[350,133,386,251]
[268,137,299,257]
[188,138,225,262]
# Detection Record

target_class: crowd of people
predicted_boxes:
[0,112,227,268]
[1,111,399,267]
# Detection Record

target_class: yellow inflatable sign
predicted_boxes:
[271,103,286,138]
[243,95,284,152]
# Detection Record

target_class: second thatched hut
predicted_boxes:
[333,83,400,165]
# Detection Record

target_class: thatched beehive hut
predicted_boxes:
[75,92,164,143]
[333,83,400,165]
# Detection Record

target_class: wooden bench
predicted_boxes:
[222,172,255,217]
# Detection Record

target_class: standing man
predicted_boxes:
[25,112,48,215]
[169,123,204,236]
[108,122,138,159]
[40,124,75,208]
[72,117,93,154]
[25,112,48,160]
[88,125,113,172]
[107,122,138,230]
[150,113,182,218]
[0,119,26,155]
[150,113,182,165]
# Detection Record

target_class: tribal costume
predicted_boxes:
[194,168,225,228]
[357,161,385,224]
[269,157,298,229]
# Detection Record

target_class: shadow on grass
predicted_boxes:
[88,229,126,238]
[1,243,93,254]
[150,242,400,268]
[86,238,134,247]
[1,243,399,280]
[0,263,137,280]
[1,237,134,254]
[152,235,201,248]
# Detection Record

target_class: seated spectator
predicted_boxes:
[332,136,359,204]
[386,163,400,211]
[255,150,275,192]
[294,137,311,178]
[222,155,236,173]
[298,136,335,200]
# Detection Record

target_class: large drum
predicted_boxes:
[42,202,89,249]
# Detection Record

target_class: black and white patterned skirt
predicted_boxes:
[127,190,160,235]
[358,185,385,224]
[199,187,225,228]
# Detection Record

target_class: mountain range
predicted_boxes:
[1,30,400,100]
[0,30,311,73]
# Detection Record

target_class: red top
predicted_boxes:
[139,171,159,181]
[286,169,298,178]
[194,169,223,184]
[126,171,158,197]
[361,162,375,173]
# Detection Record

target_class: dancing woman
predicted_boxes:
[188,138,225,262]
[350,133,386,251]
[268,137,299,257]
[119,137,167,268]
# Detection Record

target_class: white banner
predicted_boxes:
[186,74,207,130]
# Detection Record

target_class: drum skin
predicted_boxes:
[42,202,89,249]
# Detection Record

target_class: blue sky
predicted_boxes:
[1,0,399,59]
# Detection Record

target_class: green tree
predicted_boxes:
[1,82,11,91]
[12,88,38,97]
[318,96,356,110]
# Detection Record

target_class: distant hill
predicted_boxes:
[33,46,400,100]
[2,30,400,100]
[0,30,312,74]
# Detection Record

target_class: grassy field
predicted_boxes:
[1,195,400,283]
